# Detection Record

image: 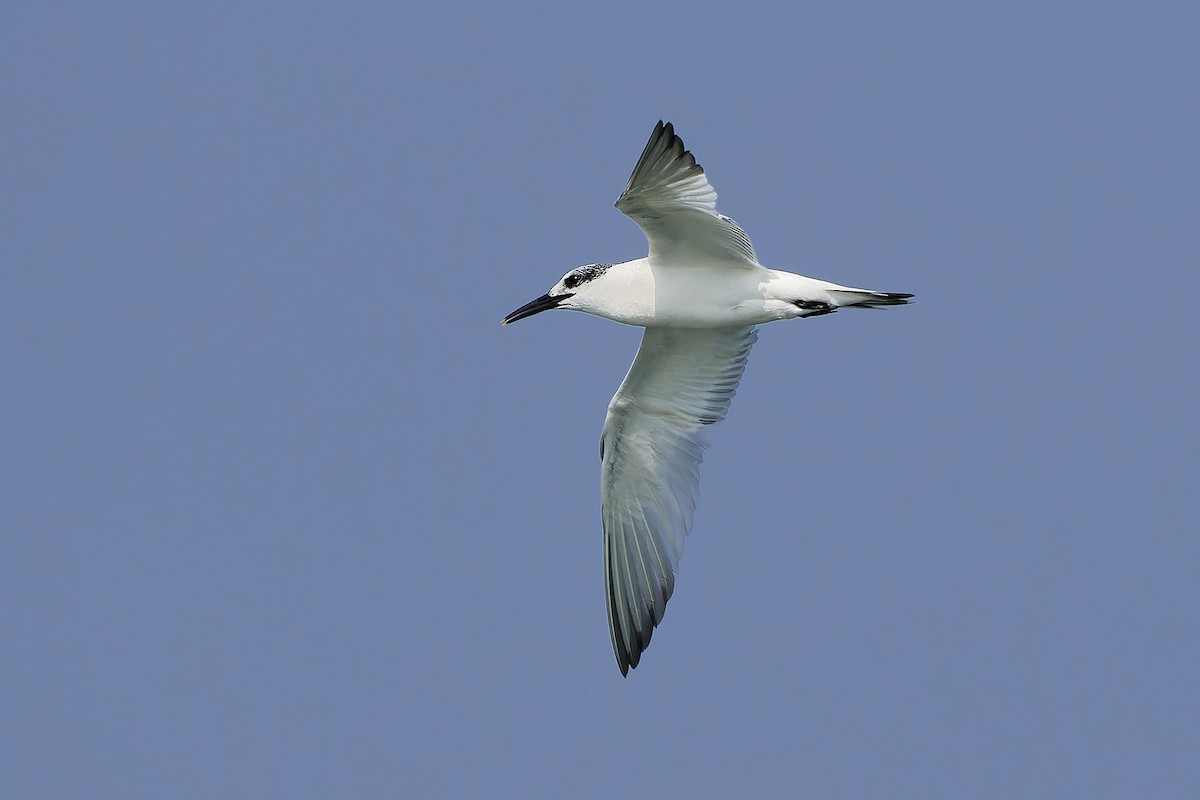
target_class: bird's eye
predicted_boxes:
[563,272,582,289]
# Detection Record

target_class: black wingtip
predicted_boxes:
[614,641,632,677]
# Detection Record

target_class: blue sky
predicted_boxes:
[2,1,1198,796]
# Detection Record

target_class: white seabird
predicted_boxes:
[503,121,912,676]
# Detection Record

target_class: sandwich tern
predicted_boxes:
[503,121,912,676]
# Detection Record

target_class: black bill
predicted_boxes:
[501,292,574,325]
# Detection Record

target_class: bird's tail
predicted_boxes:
[827,288,914,310]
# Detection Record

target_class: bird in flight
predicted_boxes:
[503,121,912,676]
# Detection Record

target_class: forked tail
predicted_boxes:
[827,289,914,309]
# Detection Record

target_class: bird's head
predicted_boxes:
[501,263,613,325]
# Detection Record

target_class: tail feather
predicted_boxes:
[827,289,914,309]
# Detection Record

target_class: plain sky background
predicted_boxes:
[2,1,1198,797]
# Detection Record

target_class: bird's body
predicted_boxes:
[503,121,912,676]
[542,257,902,328]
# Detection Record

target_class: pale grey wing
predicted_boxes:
[599,326,758,675]
[615,120,759,268]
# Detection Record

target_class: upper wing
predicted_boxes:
[615,121,760,268]
[599,325,758,675]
